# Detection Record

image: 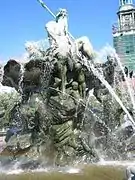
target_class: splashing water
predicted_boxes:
[116,55,135,108]
[18,63,25,94]
[83,59,135,127]
[0,64,4,84]
[83,89,110,133]
[81,44,135,127]
[105,45,135,110]
[49,86,111,161]
[97,159,135,167]
[1,38,135,174]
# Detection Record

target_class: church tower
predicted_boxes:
[113,0,135,70]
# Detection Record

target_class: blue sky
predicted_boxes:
[0,0,119,61]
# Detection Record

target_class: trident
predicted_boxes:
[37,0,75,40]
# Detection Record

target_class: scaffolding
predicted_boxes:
[113,33,135,70]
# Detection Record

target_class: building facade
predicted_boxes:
[113,0,135,71]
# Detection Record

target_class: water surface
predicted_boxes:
[0,164,126,180]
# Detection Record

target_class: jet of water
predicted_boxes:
[114,51,135,110]
[18,64,24,94]
[86,61,135,127]
[101,44,135,110]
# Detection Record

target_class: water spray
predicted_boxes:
[113,52,135,110]
[88,62,135,127]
